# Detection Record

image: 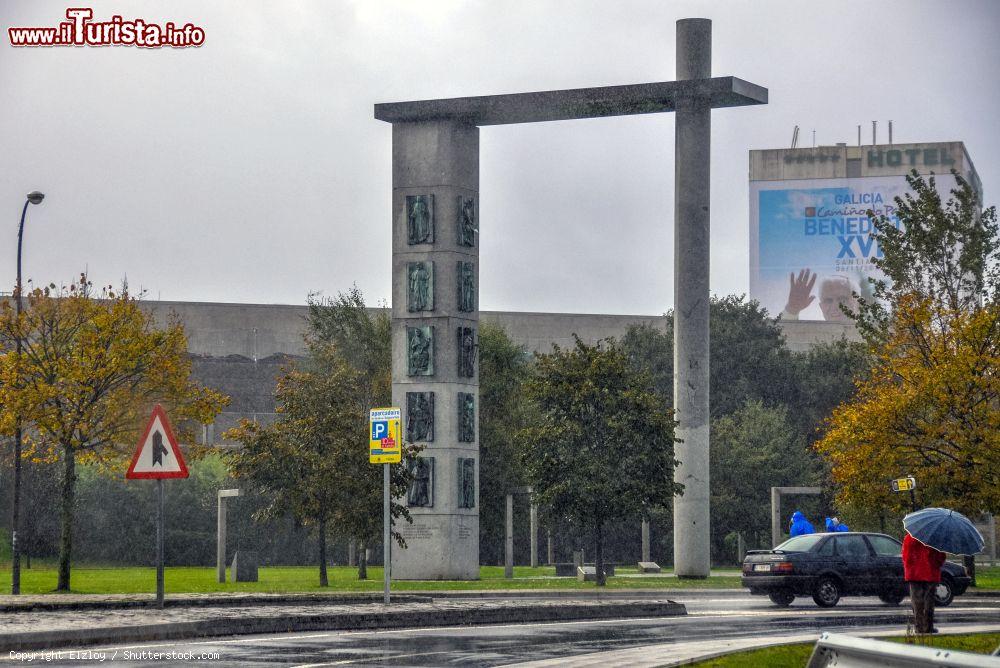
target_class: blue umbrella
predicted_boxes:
[903,507,985,555]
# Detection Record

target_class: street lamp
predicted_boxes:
[11,190,44,595]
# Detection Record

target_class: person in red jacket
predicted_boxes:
[902,532,947,634]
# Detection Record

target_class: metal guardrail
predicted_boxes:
[807,632,1000,667]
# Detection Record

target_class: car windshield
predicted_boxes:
[774,534,825,552]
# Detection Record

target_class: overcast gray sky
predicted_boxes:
[2,0,998,315]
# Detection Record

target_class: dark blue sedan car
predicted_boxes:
[741,532,971,607]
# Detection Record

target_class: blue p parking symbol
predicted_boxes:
[371,421,388,441]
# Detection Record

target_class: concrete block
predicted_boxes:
[230,551,259,582]
[576,565,615,581]
[554,563,576,577]
[638,561,662,573]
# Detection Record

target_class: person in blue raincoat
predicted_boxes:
[789,511,815,537]
[825,517,850,532]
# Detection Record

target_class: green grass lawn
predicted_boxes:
[973,567,1000,589]
[0,562,993,596]
[691,633,1000,667]
[0,564,742,594]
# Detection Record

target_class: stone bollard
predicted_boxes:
[230,550,259,582]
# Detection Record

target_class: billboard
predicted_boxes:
[749,175,954,322]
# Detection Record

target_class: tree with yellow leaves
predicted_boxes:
[0,278,228,591]
[816,171,999,522]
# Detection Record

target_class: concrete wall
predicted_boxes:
[143,301,676,357]
[141,300,856,443]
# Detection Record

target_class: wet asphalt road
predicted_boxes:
[8,593,999,667]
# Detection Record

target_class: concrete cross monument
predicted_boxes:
[375,19,767,579]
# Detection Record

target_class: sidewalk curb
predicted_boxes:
[424,588,746,599]
[1,587,993,612]
[965,589,1000,597]
[0,589,738,612]
[0,592,433,613]
[0,600,687,652]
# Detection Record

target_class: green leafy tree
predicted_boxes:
[621,295,799,418]
[790,339,869,436]
[478,323,534,564]
[518,337,679,585]
[304,287,397,578]
[226,343,415,585]
[0,279,227,591]
[852,171,997,345]
[623,297,865,563]
[819,173,1000,532]
[711,400,824,555]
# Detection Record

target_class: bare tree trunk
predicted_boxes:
[358,540,368,580]
[56,445,76,592]
[318,517,329,587]
[595,519,606,587]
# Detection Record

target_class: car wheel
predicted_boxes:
[768,591,795,607]
[812,577,841,608]
[878,592,904,606]
[933,577,954,607]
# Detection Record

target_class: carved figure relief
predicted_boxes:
[457,458,475,509]
[457,327,476,378]
[407,262,434,312]
[458,392,475,443]
[407,326,434,376]
[456,196,476,247]
[407,457,434,507]
[406,392,434,442]
[406,195,434,245]
[457,262,476,312]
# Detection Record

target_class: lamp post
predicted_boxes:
[11,190,44,595]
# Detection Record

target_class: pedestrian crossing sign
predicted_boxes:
[369,407,402,464]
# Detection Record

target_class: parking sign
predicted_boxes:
[369,407,402,464]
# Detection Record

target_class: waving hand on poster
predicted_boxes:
[782,269,816,320]
[781,269,859,322]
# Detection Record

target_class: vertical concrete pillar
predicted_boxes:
[505,494,514,579]
[547,529,554,565]
[672,18,712,578]
[391,120,480,580]
[771,487,782,548]
[641,518,651,563]
[529,501,539,568]
[217,489,240,583]
[216,496,226,583]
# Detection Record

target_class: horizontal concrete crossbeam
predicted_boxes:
[375,77,767,126]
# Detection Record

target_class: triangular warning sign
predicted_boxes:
[126,404,189,479]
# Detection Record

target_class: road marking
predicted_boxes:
[77,632,338,653]
[291,650,457,667]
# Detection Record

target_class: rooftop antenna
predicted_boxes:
[790,125,799,149]
[888,120,893,145]
[812,129,816,148]
[872,120,877,146]
[857,125,861,147]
